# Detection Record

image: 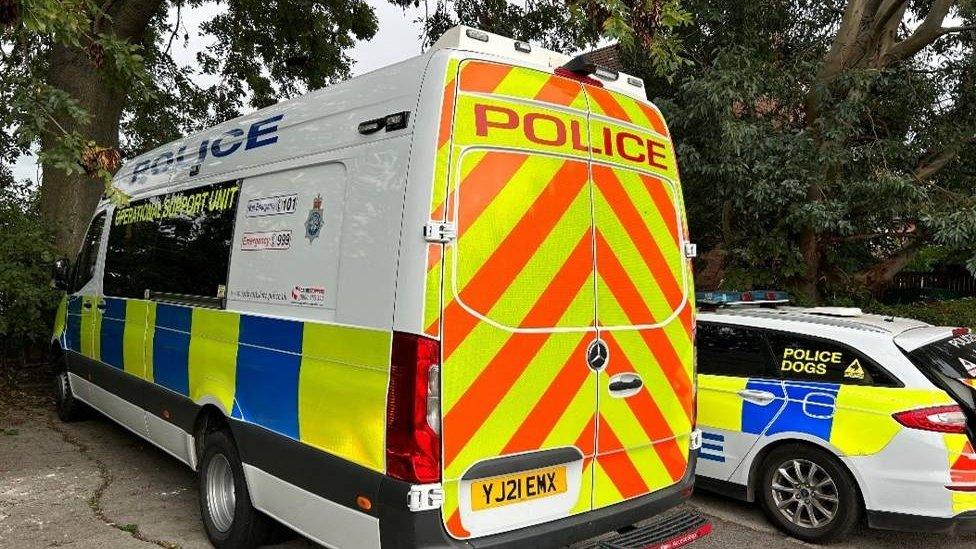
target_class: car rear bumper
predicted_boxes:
[376,453,698,549]
[867,509,976,535]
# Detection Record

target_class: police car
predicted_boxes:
[48,26,709,549]
[695,291,976,543]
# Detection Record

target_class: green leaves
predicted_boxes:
[0,171,60,346]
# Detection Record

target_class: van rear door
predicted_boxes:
[431,59,599,539]
[428,59,694,538]
[583,84,695,509]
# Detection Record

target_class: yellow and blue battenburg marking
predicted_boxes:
[758,381,840,440]
[59,296,392,473]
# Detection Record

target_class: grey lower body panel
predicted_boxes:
[867,509,976,535]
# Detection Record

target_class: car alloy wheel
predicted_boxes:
[770,458,839,529]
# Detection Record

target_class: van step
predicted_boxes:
[583,508,711,549]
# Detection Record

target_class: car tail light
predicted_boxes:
[893,405,967,434]
[953,327,971,337]
[386,331,441,483]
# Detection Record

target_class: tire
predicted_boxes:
[198,428,272,549]
[54,369,87,422]
[757,444,860,544]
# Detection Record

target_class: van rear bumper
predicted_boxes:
[376,453,698,549]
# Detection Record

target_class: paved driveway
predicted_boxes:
[1,382,973,549]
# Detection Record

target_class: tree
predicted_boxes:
[633,0,976,301]
[422,1,976,302]
[1,0,379,257]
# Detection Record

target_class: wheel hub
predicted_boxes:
[205,453,236,533]
[770,458,839,529]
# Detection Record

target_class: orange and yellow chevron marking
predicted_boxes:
[594,417,651,499]
[430,150,529,231]
[459,61,514,94]
[430,58,692,534]
[946,436,976,513]
[595,233,692,417]
[501,336,594,455]
[446,508,470,538]
[593,165,683,312]
[950,440,976,484]
[585,84,669,137]
[433,157,590,354]
[443,232,595,464]
[460,60,588,112]
[602,333,688,480]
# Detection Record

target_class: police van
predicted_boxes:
[694,291,976,543]
[49,27,708,549]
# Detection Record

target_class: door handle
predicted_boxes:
[608,373,643,398]
[737,389,777,406]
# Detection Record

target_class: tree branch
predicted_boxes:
[855,237,925,290]
[872,0,907,35]
[883,0,954,63]
[915,136,976,182]
[941,24,976,35]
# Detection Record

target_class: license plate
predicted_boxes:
[470,465,568,511]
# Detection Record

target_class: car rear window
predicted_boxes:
[908,333,976,380]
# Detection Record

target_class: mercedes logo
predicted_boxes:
[586,339,609,371]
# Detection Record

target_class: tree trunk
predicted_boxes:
[38,44,126,258]
[37,0,164,257]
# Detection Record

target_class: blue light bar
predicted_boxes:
[696,290,791,306]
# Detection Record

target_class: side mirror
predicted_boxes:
[52,257,71,291]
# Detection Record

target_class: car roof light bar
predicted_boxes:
[696,290,791,307]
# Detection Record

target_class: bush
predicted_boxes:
[867,298,976,329]
[0,174,61,361]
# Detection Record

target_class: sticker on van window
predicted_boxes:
[114,184,239,226]
[780,347,843,376]
[843,359,865,380]
[246,194,298,217]
[291,285,326,307]
[241,230,292,251]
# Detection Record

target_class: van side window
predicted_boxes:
[767,333,897,386]
[104,180,241,305]
[697,322,773,378]
[71,212,106,292]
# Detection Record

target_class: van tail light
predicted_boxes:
[386,331,441,484]
[893,405,967,434]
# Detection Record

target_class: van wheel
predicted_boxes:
[54,369,86,422]
[198,429,272,548]
[757,444,860,544]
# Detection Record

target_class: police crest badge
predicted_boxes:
[305,194,324,242]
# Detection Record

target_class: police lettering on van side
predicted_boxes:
[129,114,284,183]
